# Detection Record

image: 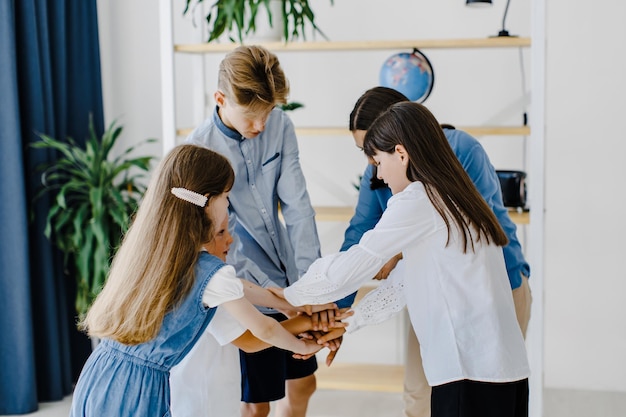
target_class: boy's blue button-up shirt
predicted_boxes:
[187,107,321,313]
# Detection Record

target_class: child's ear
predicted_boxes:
[214,91,226,107]
[396,145,409,165]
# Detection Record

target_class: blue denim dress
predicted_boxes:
[70,253,224,417]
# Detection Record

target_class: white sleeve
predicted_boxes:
[202,265,244,308]
[343,260,407,333]
[284,191,430,306]
[207,307,246,346]
[283,250,385,306]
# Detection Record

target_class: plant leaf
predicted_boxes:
[29,115,155,319]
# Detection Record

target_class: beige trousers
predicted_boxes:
[402,274,532,417]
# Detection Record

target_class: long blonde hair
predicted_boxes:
[218,44,289,113]
[364,102,508,253]
[82,145,234,344]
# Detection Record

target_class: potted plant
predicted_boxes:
[184,0,333,43]
[32,118,156,321]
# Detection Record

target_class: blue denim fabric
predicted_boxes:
[187,107,321,313]
[70,253,224,417]
[336,128,531,308]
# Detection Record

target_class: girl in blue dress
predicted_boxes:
[70,144,323,417]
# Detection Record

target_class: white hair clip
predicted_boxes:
[171,187,208,207]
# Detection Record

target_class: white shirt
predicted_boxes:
[284,182,530,386]
[170,265,245,417]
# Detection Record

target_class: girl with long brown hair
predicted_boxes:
[281,102,530,417]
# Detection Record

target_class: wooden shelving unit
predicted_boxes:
[177,125,530,138]
[172,38,532,140]
[160,5,544,407]
[174,37,531,54]
[173,37,532,140]
[314,206,529,225]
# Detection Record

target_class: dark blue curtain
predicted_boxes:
[0,0,104,413]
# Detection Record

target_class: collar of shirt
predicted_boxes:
[212,106,244,141]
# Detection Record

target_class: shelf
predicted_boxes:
[508,209,530,225]
[176,125,530,138]
[315,363,404,392]
[174,37,531,54]
[314,206,355,222]
[455,126,530,136]
[315,206,529,225]
[295,126,530,137]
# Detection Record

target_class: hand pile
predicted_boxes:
[295,306,352,365]
[267,287,352,366]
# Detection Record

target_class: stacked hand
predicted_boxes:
[268,287,353,366]
[294,307,353,365]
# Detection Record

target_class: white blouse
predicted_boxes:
[284,182,529,386]
[170,265,246,417]
[202,264,244,307]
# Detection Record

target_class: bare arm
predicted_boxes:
[373,253,403,280]
[219,296,321,356]
[230,312,346,353]
[241,279,337,316]
[230,331,269,353]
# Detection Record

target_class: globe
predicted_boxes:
[379,49,435,103]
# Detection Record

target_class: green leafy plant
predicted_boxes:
[184,0,333,43]
[279,101,304,111]
[32,118,156,320]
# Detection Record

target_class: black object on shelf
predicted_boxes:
[496,170,527,208]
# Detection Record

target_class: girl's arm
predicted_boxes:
[241,279,337,316]
[218,296,321,356]
[230,331,269,353]
[283,195,427,307]
[229,312,346,353]
[322,261,407,338]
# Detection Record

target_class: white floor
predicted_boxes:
[6,390,401,417]
[5,388,626,417]
[5,312,626,416]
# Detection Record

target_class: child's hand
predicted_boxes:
[312,307,353,331]
[292,338,323,359]
[299,302,338,316]
[297,329,345,365]
[334,308,354,321]
[315,327,346,348]
[310,309,334,332]
[324,336,343,366]
[292,329,343,361]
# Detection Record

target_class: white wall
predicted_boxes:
[96,1,163,159]
[543,0,626,392]
[96,0,626,394]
